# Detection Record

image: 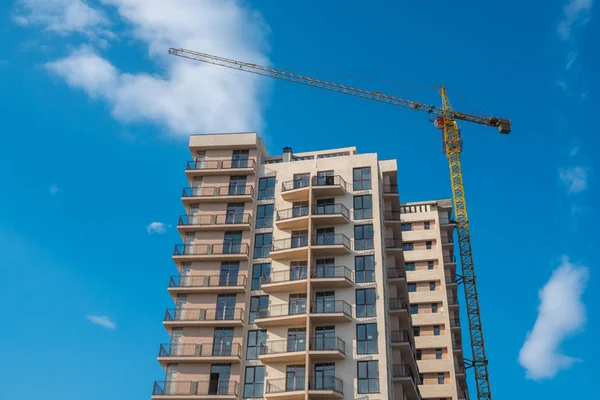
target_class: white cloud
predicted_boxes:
[559,166,588,194]
[49,183,61,194]
[566,51,578,70]
[518,257,588,380]
[38,0,269,137]
[86,314,116,329]
[14,0,109,34]
[146,221,168,234]
[558,0,594,41]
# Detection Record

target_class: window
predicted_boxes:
[315,198,334,215]
[290,261,308,280]
[355,255,375,283]
[293,173,310,189]
[292,230,309,247]
[286,365,305,391]
[314,227,334,245]
[410,304,419,314]
[229,175,247,195]
[249,296,268,324]
[356,288,376,317]
[408,283,416,292]
[232,149,249,168]
[433,325,441,336]
[223,231,242,254]
[251,263,270,290]
[226,203,244,224]
[436,348,443,360]
[292,201,309,218]
[287,328,306,352]
[314,291,335,313]
[354,195,373,219]
[315,170,334,185]
[256,204,274,229]
[432,303,439,313]
[220,262,239,286]
[258,177,275,200]
[289,293,307,315]
[355,224,374,250]
[246,330,266,360]
[213,328,234,356]
[428,261,434,270]
[244,366,265,398]
[429,282,436,291]
[216,294,236,320]
[254,233,272,259]
[314,326,334,351]
[314,258,335,278]
[402,242,414,251]
[209,364,231,395]
[357,323,378,354]
[416,349,422,360]
[405,262,416,271]
[413,326,420,337]
[426,241,432,250]
[419,374,424,383]
[314,363,336,390]
[357,360,379,394]
[401,223,412,231]
[438,373,445,384]
[424,221,431,230]
[353,167,372,191]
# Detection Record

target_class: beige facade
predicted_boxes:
[151,132,468,400]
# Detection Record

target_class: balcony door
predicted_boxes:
[189,204,199,225]
[316,170,334,186]
[216,294,236,320]
[192,177,202,195]
[286,365,305,391]
[290,261,307,281]
[289,293,307,315]
[195,151,206,168]
[232,149,249,168]
[291,230,308,248]
[314,363,335,390]
[315,227,335,245]
[228,175,247,195]
[315,291,335,313]
[219,262,239,286]
[223,231,242,254]
[213,328,234,356]
[226,203,244,224]
[287,328,306,352]
[170,328,183,356]
[315,198,334,215]
[165,364,177,394]
[184,233,195,254]
[292,201,309,218]
[180,263,191,287]
[209,364,231,395]
[314,258,335,278]
[314,326,335,351]
[293,173,309,189]
[175,295,187,320]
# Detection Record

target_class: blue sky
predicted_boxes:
[0,0,597,399]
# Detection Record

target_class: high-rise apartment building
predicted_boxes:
[151,132,467,400]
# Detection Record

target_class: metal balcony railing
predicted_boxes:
[387,268,406,280]
[385,238,403,249]
[390,330,412,345]
[261,267,307,284]
[309,336,345,354]
[178,213,252,226]
[392,364,418,382]
[181,185,254,197]
[185,159,256,170]
[384,211,402,221]
[311,265,353,282]
[445,275,457,284]
[168,274,247,289]
[281,178,310,192]
[256,303,307,319]
[455,363,466,375]
[311,175,349,192]
[311,203,350,219]
[448,297,459,305]
[444,255,457,264]
[271,236,309,251]
[308,376,343,393]
[443,237,455,244]
[158,342,241,358]
[383,184,399,194]
[311,233,351,249]
[439,218,455,225]
[266,378,304,393]
[260,338,306,355]
[310,300,352,317]
[173,243,250,256]
[163,307,245,323]
[152,380,238,396]
[450,318,461,327]
[276,206,309,221]
[389,298,409,312]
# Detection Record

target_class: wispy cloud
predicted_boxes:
[86,314,116,329]
[558,0,594,41]
[559,166,588,194]
[21,0,270,137]
[518,256,589,380]
[49,183,61,195]
[146,221,168,234]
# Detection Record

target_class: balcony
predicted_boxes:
[391,364,421,400]
[281,178,310,201]
[387,267,406,282]
[311,204,350,226]
[152,380,238,399]
[383,184,399,195]
[439,218,455,228]
[311,175,348,196]
[310,300,352,323]
[181,185,254,203]
[448,296,459,308]
[270,236,309,260]
[455,362,466,376]
[308,376,343,399]
[259,338,306,364]
[389,298,409,315]
[390,330,414,350]
[254,304,307,327]
[384,211,402,222]
[309,336,345,361]
[310,265,353,289]
[385,238,403,251]
[450,318,462,330]
[442,237,455,248]
[444,255,456,265]
[311,234,351,256]
[168,275,247,297]
[163,308,244,329]
[261,268,308,293]
[265,379,305,400]
[177,213,252,232]
[445,274,458,286]
[275,207,309,230]
[173,243,249,261]
[185,158,256,176]
[157,343,241,365]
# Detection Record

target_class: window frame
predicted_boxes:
[401,223,412,232]
[243,365,265,398]
[353,195,373,220]
[354,224,374,250]
[429,281,436,291]
[258,177,275,200]
[357,360,380,394]
[405,262,416,271]
[426,240,432,250]
[407,283,416,293]
[253,233,272,259]
[251,263,271,290]
[428,261,434,270]
[246,330,267,360]
[402,242,414,251]
[355,255,375,283]
[424,221,431,230]
[356,288,377,318]
[353,167,372,191]
[432,303,439,313]
[255,204,274,229]
[249,295,269,324]
[433,325,441,336]
[410,304,419,315]
[356,323,378,354]
[435,348,443,360]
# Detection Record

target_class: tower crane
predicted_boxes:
[168,47,511,400]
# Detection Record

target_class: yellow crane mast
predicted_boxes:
[168,47,511,400]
